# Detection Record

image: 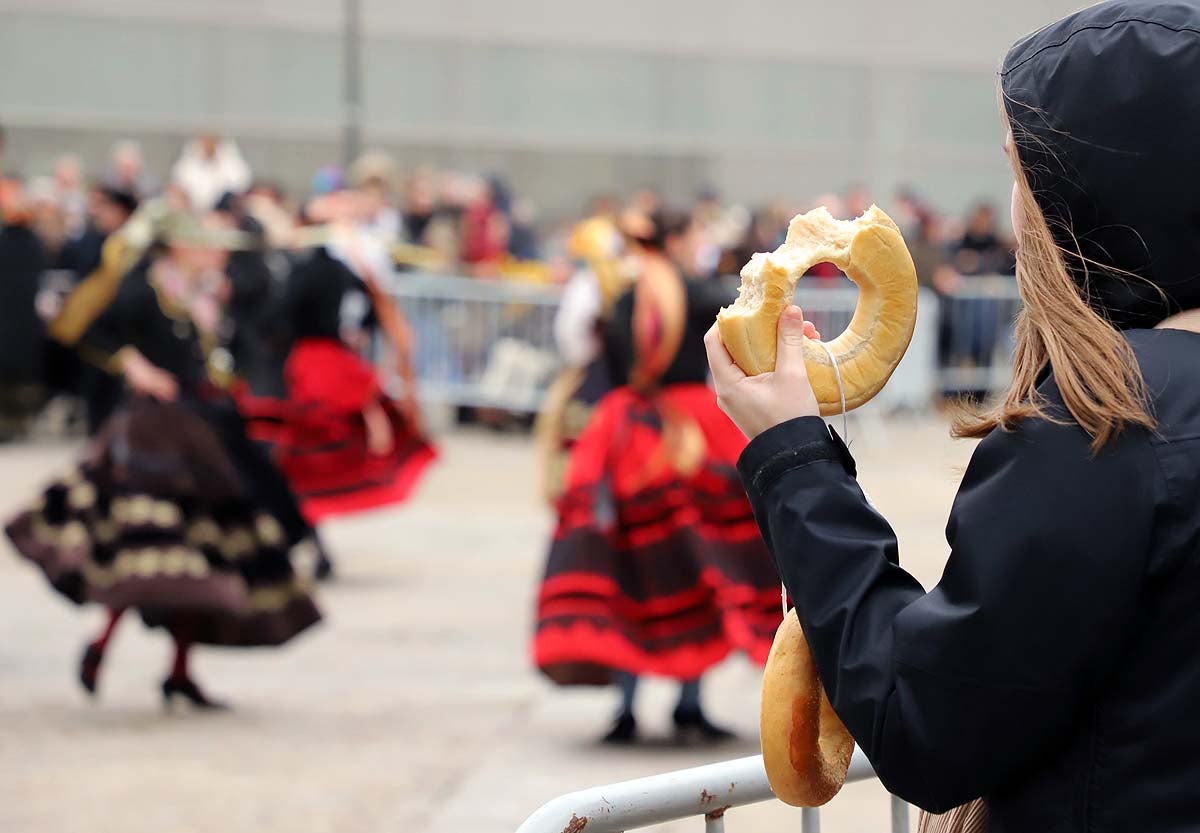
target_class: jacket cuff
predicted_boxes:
[737,416,856,498]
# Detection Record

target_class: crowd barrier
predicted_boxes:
[514,748,909,833]
[387,273,1021,414]
[390,273,562,412]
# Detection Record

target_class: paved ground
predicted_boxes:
[0,416,976,833]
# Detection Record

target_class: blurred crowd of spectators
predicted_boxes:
[565,184,1017,290]
[0,125,1018,435]
[0,127,1017,288]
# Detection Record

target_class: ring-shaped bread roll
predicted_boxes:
[716,205,918,416]
[760,609,855,807]
[719,206,918,805]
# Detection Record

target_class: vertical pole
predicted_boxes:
[891,795,910,833]
[704,812,725,833]
[801,807,821,833]
[342,0,363,167]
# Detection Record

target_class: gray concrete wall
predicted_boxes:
[0,0,1087,220]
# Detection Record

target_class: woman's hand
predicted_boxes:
[704,305,822,440]
[120,348,179,402]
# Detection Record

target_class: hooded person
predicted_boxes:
[707,2,1200,830]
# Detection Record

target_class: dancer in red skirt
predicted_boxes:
[241,193,436,539]
[533,208,782,744]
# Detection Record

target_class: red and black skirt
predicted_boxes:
[5,397,321,647]
[536,356,616,503]
[243,338,437,524]
[533,383,782,685]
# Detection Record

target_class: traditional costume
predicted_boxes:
[532,243,781,743]
[5,210,321,708]
[240,242,436,524]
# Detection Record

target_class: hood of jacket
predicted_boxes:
[1001,0,1200,329]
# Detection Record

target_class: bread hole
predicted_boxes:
[797,264,856,343]
[802,262,850,285]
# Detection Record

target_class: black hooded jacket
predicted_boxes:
[738,4,1200,830]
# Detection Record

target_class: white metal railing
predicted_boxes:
[935,276,1022,395]
[387,273,1021,413]
[514,748,909,833]
[391,273,563,411]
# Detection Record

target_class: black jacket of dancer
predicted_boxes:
[738,5,1200,831]
[84,257,312,547]
[604,278,732,387]
[267,247,376,350]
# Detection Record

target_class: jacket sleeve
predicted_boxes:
[737,413,1157,812]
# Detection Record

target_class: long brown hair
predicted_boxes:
[952,121,1155,451]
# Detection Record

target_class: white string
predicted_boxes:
[818,340,849,446]
[782,340,851,619]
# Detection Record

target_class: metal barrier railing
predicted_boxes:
[936,276,1022,395]
[387,273,1022,413]
[391,273,562,411]
[515,748,909,833]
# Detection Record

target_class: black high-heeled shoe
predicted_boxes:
[79,643,103,698]
[161,676,229,711]
[672,706,736,745]
[600,711,638,745]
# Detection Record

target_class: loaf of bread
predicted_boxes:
[716,205,918,415]
[760,609,855,807]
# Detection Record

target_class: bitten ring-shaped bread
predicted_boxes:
[716,205,918,416]
[760,609,855,807]
[724,206,918,805]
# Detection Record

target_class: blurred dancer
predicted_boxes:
[241,191,436,532]
[533,208,782,744]
[5,208,321,709]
